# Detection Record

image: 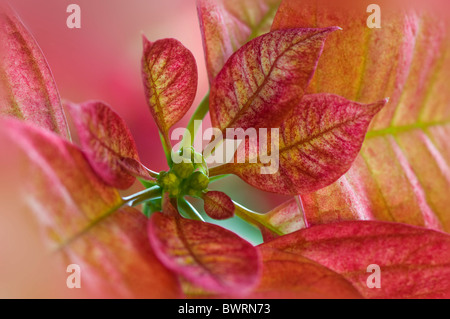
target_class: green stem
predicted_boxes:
[233,201,283,236]
[142,166,159,179]
[209,174,230,183]
[178,198,205,222]
[160,132,173,166]
[181,92,210,148]
[208,164,233,177]
[139,177,158,189]
[123,186,162,207]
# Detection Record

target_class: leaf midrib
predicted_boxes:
[366,120,450,139]
[225,30,327,129]
[5,15,62,136]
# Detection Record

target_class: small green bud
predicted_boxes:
[188,171,209,191]
[157,171,167,185]
[172,161,195,179]
[158,171,181,196]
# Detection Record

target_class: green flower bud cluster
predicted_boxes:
[157,158,209,198]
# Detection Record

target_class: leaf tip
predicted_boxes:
[324,26,343,34]
[370,97,390,114]
[141,33,153,51]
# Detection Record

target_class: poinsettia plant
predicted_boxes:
[0,0,450,298]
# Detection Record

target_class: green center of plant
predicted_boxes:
[157,150,209,198]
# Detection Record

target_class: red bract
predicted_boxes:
[148,210,261,295]
[0,118,181,298]
[67,101,155,189]
[210,94,387,195]
[141,37,198,146]
[1,0,449,299]
[253,246,363,299]
[0,5,70,139]
[197,0,282,83]
[270,0,450,236]
[202,191,235,220]
[261,221,450,299]
[209,27,338,131]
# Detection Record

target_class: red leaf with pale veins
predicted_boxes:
[263,221,450,299]
[148,212,261,295]
[203,191,235,220]
[211,94,387,195]
[141,36,198,139]
[67,101,154,190]
[271,0,450,233]
[64,206,183,298]
[0,119,181,298]
[0,5,70,138]
[209,28,337,131]
[252,247,362,298]
[197,0,282,83]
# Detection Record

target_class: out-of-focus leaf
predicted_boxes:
[273,0,450,232]
[67,101,154,190]
[251,246,362,298]
[203,191,235,220]
[148,211,261,295]
[209,28,337,132]
[258,197,306,242]
[211,94,386,195]
[197,0,282,83]
[141,36,197,141]
[0,119,181,298]
[0,5,70,138]
[263,221,450,298]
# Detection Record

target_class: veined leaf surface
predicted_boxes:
[210,94,386,195]
[148,211,261,295]
[67,101,154,190]
[141,37,198,141]
[262,221,450,298]
[197,0,282,83]
[272,0,450,232]
[0,119,181,298]
[209,28,337,131]
[0,5,69,138]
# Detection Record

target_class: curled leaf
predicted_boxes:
[0,118,181,298]
[148,212,261,295]
[211,94,387,195]
[202,191,235,220]
[209,28,337,131]
[263,221,450,298]
[141,36,198,140]
[0,5,69,138]
[197,0,282,82]
[67,101,154,190]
